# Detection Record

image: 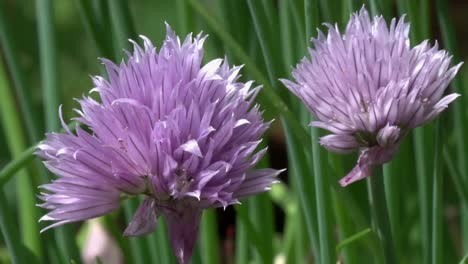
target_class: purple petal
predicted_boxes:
[376,124,401,147]
[124,198,158,237]
[319,134,360,154]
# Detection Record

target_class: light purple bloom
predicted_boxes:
[36,24,282,263]
[281,7,462,186]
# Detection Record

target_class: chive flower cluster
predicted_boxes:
[36,25,281,263]
[282,8,462,186]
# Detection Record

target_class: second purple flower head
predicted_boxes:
[282,7,462,186]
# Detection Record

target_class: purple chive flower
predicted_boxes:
[36,24,282,263]
[281,7,462,186]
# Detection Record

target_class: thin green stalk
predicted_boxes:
[431,120,443,264]
[368,167,396,264]
[436,0,468,252]
[0,120,76,188]
[107,0,137,55]
[36,0,82,261]
[235,215,248,264]
[75,0,114,59]
[279,0,294,72]
[284,123,319,258]
[304,0,319,39]
[413,83,432,264]
[155,218,176,264]
[333,190,359,264]
[247,142,274,263]
[304,1,335,262]
[0,190,25,264]
[444,148,468,206]
[397,1,434,262]
[0,144,35,187]
[37,0,59,130]
[311,127,335,264]
[459,253,468,264]
[187,0,311,146]
[0,0,41,143]
[235,205,269,262]
[175,0,190,35]
[200,209,219,264]
[245,0,279,88]
[369,0,392,20]
[0,58,41,259]
[336,228,372,253]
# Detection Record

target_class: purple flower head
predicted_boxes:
[36,24,282,263]
[281,7,462,186]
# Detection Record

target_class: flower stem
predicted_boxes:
[367,166,396,264]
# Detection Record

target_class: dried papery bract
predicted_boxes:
[36,24,282,264]
[281,7,462,186]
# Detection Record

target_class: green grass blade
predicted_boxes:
[234,205,269,262]
[0,57,42,260]
[175,0,190,35]
[431,120,443,264]
[0,0,41,143]
[36,0,82,261]
[0,190,26,264]
[459,252,468,264]
[0,145,35,187]
[283,123,320,258]
[336,228,372,253]
[200,209,219,264]
[367,166,396,264]
[311,127,336,264]
[332,191,359,264]
[36,0,59,131]
[75,0,114,59]
[155,218,176,264]
[396,2,434,262]
[435,0,468,253]
[245,0,280,85]
[443,149,468,206]
[235,215,249,264]
[107,0,137,56]
[304,1,335,263]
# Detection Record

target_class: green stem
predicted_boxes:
[36,0,59,131]
[200,209,220,264]
[235,205,269,262]
[431,121,443,264]
[36,1,82,261]
[368,166,396,264]
[436,0,468,252]
[235,214,248,264]
[0,57,42,260]
[155,218,176,264]
[0,0,41,143]
[336,228,372,253]
[75,0,114,59]
[0,144,35,187]
[107,0,137,56]
[0,190,26,264]
[283,122,319,257]
[311,127,335,264]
